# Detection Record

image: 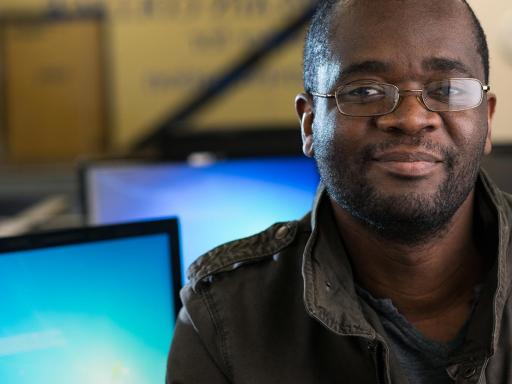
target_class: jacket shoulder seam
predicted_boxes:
[188,221,299,286]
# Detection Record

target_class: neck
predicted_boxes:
[332,191,484,342]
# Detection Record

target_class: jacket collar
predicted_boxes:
[302,170,512,351]
[302,184,377,338]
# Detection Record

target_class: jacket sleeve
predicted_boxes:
[166,306,231,384]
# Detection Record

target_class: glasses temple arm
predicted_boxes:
[309,91,336,98]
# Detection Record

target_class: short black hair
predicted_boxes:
[303,0,490,93]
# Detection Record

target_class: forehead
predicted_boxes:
[325,0,483,85]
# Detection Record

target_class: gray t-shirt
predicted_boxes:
[357,287,478,384]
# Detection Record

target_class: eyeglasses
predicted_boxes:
[310,78,490,117]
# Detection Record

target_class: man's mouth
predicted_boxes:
[371,151,443,177]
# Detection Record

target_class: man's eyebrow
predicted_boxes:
[340,60,390,78]
[422,57,474,77]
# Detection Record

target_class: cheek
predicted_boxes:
[443,110,489,148]
[312,105,373,158]
[333,117,371,152]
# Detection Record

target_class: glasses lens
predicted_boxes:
[335,82,398,116]
[423,79,483,112]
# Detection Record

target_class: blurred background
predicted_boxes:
[0,0,316,234]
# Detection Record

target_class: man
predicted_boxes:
[167,0,510,382]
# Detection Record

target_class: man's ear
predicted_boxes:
[484,92,496,156]
[295,93,315,158]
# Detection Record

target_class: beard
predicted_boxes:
[315,135,486,246]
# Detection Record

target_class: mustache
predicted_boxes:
[360,137,457,167]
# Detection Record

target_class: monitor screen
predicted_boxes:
[83,156,320,277]
[0,219,181,384]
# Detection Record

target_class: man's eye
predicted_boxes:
[349,87,381,97]
[429,86,465,99]
[340,86,385,102]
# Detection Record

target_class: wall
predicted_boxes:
[0,0,312,150]
[469,0,512,144]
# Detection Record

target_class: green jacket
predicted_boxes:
[167,171,512,383]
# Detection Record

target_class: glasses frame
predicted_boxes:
[310,78,491,117]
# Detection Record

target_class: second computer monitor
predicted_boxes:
[83,156,320,277]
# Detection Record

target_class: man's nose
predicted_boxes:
[375,93,442,135]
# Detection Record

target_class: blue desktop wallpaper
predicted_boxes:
[88,157,320,279]
[0,234,174,384]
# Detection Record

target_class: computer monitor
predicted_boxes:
[82,156,320,278]
[0,218,181,384]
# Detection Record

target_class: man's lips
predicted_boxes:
[371,151,443,177]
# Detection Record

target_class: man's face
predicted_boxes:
[298,0,496,244]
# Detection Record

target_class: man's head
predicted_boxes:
[303,0,490,94]
[296,0,497,245]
